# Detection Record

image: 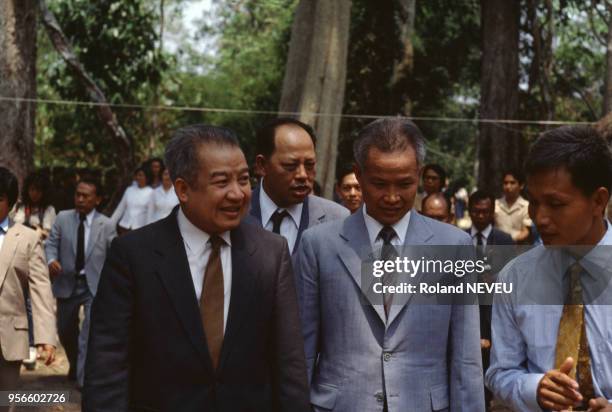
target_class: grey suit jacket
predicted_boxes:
[249,185,349,254]
[296,209,485,412]
[45,210,116,298]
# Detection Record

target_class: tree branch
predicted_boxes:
[38,0,134,213]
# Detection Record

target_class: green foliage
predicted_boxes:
[36,0,167,171]
[168,0,297,163]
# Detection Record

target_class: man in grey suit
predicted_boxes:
[46,176,116,386]
[296,118,485,411]
[250,118,348,258]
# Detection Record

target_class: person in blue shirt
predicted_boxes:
[486,125,612,411]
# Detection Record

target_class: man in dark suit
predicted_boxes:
[466,189,513,409]
[250,118,348,257]
[83,125,310,412]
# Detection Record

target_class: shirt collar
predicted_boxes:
[76,209,96,227]
[177,207,231,256]
[498,195,527,212]
[362,204,411,246]
[471,224,492,239]
[0,216,8,233]
[259,181,303,228]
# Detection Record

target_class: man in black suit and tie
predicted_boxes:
[83,124,310,412]
[250,118,348,258]
[466,189,513,409]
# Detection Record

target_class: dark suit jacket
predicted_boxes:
[249,186,349,255]
[83,209,310,412]
[466,226,514,347]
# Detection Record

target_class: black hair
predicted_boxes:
[502,168,525,185]
[422,164,447,185]
[255,117,316,158]
[22,172,54,209]
[78,174,104,197]
[0,167,19,209]
[525,125,612,197]
[468,190,496,209]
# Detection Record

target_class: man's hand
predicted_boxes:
[48,261,63,277]
[589,397,612,411]
[36,344,56,365]
[537,357,583,411]
[480,339,491,349]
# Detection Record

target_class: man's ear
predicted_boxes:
[174,178,190,203]
[255,155,267,177]
[592,187,610,216]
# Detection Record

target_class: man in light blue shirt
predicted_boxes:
[486,125,612,411]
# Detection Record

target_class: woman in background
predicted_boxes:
[111,167,153,235]
[146,168,178,224]
[146,157,165,189]
[11,172,57,241]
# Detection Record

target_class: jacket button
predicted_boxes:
[375,392,384,403]
[383,352,391,362]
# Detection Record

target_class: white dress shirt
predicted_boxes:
[362,205,411,253]
[111,185,154,230]
[470,224,492,248]
[177,208,232,333]
[146,185,179,224]
[0,216,8,251]
[259,183,303,252]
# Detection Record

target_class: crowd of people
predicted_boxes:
[0,117,611,412]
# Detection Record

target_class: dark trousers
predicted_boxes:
[57,277,92,387]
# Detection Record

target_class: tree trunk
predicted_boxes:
[279,0,352,199]
[0,0,37,185]
[478,0,522,196]
[603,4,612,116]
[38,0,134,214]
[390,0,416,115]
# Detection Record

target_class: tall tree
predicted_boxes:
[0,0,37,184]
[279,0,352,198]
[390,0,416,115]
[601,1,612,115]
[478,0,522,196]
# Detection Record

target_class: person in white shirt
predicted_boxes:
[111,167,154,234]
[146,168,179,224]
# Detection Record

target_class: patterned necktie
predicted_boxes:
[270,209,290,234]
[200,235,225,370]
[378,226,398,318]
[554,262,595,405]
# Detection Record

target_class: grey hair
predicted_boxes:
[164,124,240,187]
[353,118,426,170]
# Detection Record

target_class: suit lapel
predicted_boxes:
[85,212,103,259]
[337,211,387,323]
[386,211,434,327]
[292,195,309,254]
[0,225,19,290]
[217,223,257,373]
[154,211,213,372]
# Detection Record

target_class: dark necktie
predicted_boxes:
[75,213,86,275]
[476,231,485,256]
[201,235,225,370]
[270,209,290,234]
[378,226,398,318]
[554,263,595,406]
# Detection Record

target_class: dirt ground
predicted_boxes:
[13,346,81,412]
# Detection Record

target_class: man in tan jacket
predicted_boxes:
[0,167,56,392]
